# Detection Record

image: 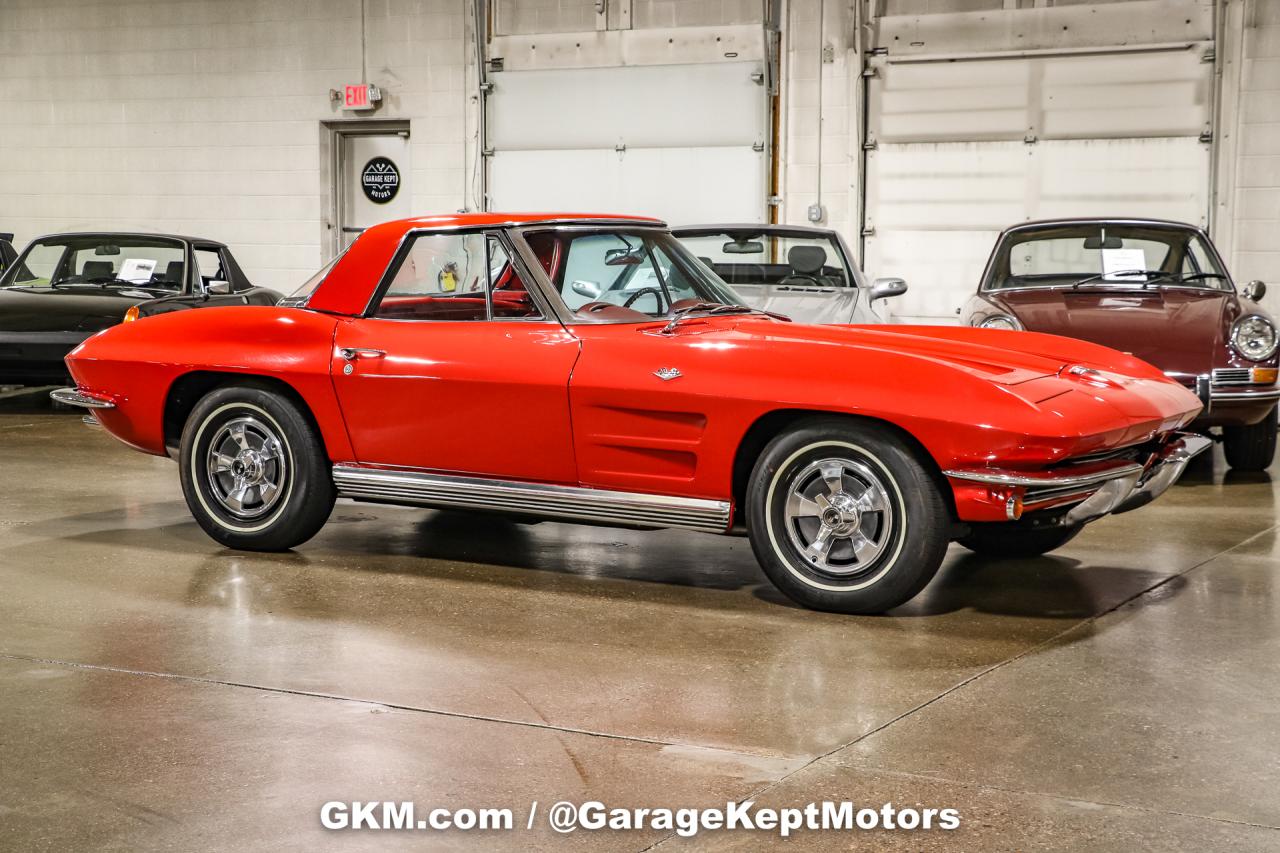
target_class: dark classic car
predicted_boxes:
[673,224,906,325]
[0,232,280,386]
[961,218,1278,471]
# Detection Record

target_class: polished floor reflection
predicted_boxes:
[1,390,1277,850]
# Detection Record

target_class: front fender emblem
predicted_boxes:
[654,367,682,381]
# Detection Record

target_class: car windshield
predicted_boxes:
[675,230,855,289]
[986,224,1231,292]
[519,227,748,322]
[0,236,186,291]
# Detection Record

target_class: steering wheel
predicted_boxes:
[777,273,823,287]
[623,287,666,309]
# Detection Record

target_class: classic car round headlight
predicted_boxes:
[978,314,1021,331]
[1230,314,1278,361]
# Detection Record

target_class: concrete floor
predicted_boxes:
[0,389,1277,851]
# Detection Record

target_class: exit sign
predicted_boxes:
[341,83,381,110]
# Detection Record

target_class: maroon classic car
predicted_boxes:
[961,218,1278,471]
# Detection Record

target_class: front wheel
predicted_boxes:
[179,384,335,551]
[745,418,950,614]
[1222,406,1277,472]
[957,521,1083,558]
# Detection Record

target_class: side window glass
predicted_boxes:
[370,232,543,322]
[373,232,489,321]
[195,249,224,287]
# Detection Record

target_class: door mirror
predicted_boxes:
[206,280,233,295]
[1242,280,1266,302]
[870,277,907,301]
[570,279,602,299]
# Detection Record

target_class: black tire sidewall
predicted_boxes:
[1223,406,1277,472]
[957,522,1082,558]
[746,420,949,614]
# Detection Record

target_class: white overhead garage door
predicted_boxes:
[863,45,1214,324]
[487,61,768,225]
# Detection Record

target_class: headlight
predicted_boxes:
[1230,314,1278,361]
[978,314,1021,331]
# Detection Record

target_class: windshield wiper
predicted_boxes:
[657,303,773,334]
[1178,272,1228,284]
[1070,270,1177,290]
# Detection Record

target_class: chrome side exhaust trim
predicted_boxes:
[332,465,732,534]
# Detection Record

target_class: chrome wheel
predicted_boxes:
[205,416,287,519]
[782,457,892,576]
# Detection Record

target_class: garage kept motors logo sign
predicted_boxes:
[361,157,400,204]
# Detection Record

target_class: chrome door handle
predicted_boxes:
[338,347,386,360]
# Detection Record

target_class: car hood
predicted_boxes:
[989,287,1235,376]
[0,286,162,333]
[721,317,1081,385]
[649,316,1200,457]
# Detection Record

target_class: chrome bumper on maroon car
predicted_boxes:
[945,434,1213,524]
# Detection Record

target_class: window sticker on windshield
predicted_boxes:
[118,258,158,283]
[1101,248,1147,281]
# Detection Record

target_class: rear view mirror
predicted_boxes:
[1083,235,1123,250]
[95,244,121,255]
[604,248,642,266]
[870,277,907,301]
[1243,280,1267,302]
[570,279,601,299]
[722,240,764,255]
[206,280,232,295]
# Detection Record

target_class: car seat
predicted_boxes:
[81,260,115,280]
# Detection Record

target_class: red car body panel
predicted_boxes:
[65,213,1203,530]
[329,316,582,483]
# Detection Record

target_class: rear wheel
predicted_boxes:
[179,384,335,551]
[745,418,950,614]
[1222,406,1277,472]
[957,521,1083,558]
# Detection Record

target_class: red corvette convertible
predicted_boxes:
[54,213,1208,613]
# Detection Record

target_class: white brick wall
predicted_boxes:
[0,0,472,293]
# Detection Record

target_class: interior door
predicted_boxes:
[329,230,581,483]
[339,130,412,251]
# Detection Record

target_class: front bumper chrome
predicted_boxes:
[1080,435,1212,520]
[946,434,1213,525]
[1211,386,1280,402]
[50,387,115,409]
